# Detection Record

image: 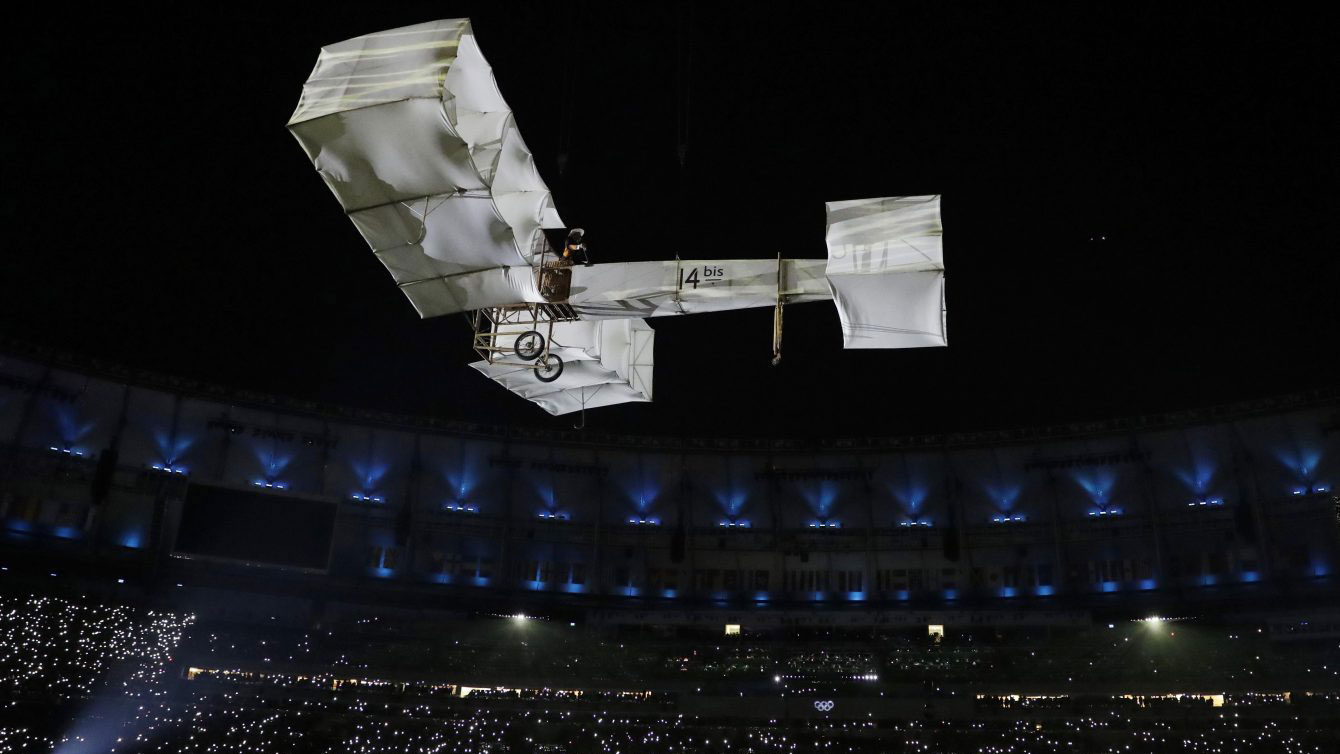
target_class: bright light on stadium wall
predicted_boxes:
[352,461,389,492]
[984,483,1022,511]
[152,431,196,469]
[712,489,748,518]
[1072,470,1117,507]
[1273,447,1321,481]
[253,449,293,479]
[801,482,839,520]
[890,483,928,515]
[53,405,93,446]
[1174,461,1217,495]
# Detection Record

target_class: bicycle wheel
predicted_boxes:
[535,354,564,383]
[513,330,545,361]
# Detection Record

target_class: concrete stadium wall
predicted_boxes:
[2,351,1338,607]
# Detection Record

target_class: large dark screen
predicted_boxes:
[174,484,336,570]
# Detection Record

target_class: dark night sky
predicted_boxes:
[2,3,1336,438]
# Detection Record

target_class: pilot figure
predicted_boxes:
[561,228,590,266]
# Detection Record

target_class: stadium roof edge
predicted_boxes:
[1,335,1337,454]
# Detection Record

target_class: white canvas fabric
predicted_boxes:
[470,318,654,415]
[397,266,541,319]
[289,19,561,316]
[824,195,947,349]
[567,259,832,319]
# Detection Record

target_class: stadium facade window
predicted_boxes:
[836,570,863,592]
[877,568,911,591]
[1036,564,1053,587]
[789,570,829,592]
[368,546,398,570]
[429,550,463,576]
[1088,558,1150,586]
[3,495,41,524]
[523,560,550,583]
[647,568,679,590]
[848,570,863,592]
[752,570,768,590]
[694,569,720,591]
[907,569,923,591]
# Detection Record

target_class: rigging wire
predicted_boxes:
[673,2,694,259]
[556,2,581,179]
[675,1,694,169]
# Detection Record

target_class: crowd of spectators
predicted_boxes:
[1,591,1338,753]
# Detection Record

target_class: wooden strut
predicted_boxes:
[771,253,784,366]
[672,254,686,315]
[572,387,588,430]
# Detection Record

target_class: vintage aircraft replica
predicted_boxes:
[289,19,945,415]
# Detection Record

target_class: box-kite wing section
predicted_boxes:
[287,19,561,318]
[470,318,654,416]
[824,195,946,348]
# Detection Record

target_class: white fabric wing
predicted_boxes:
[289,19,560,316]
[824,195,947,349]
[470,318,654,415]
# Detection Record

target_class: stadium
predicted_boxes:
[3,5,1338,754]
[2,339,1338,752]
